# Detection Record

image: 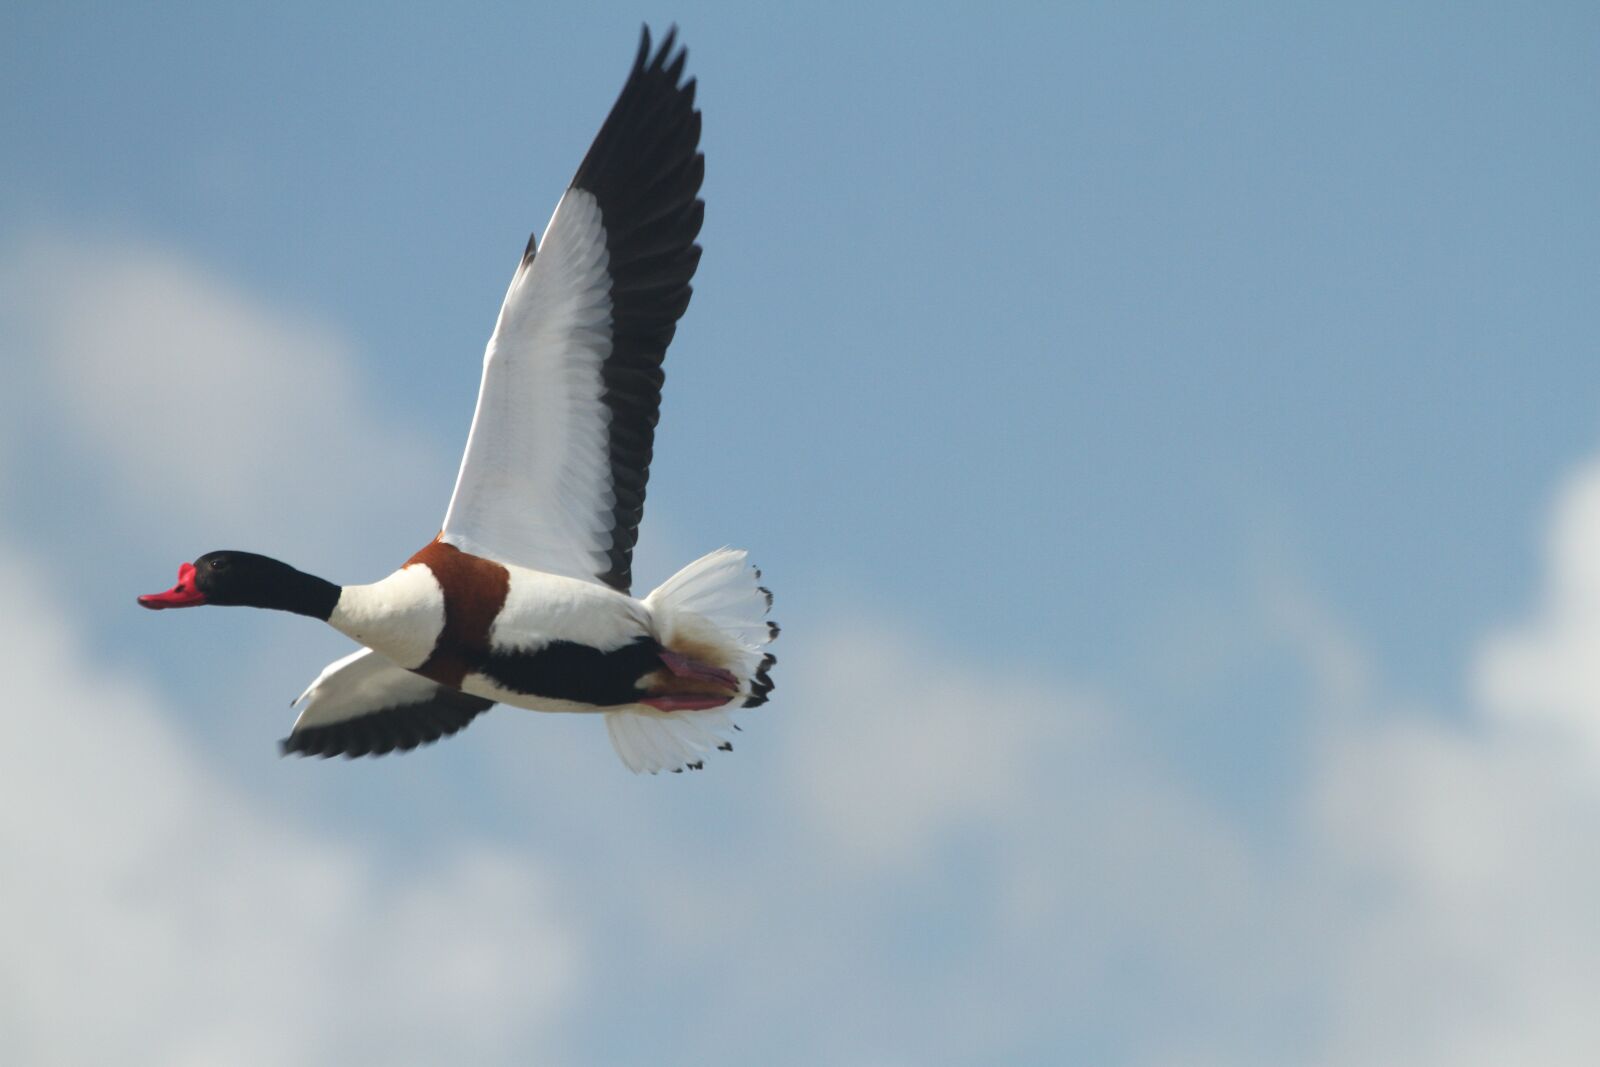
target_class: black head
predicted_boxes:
[139,551,340,619]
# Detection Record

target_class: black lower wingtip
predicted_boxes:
[635,24,652,68]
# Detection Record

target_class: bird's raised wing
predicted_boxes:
[282,648,494,758]
[440,26,704,593]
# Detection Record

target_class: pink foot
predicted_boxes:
[641,694,734,712]
[658,650,739,690]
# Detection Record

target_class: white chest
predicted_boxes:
[328,566,446,669]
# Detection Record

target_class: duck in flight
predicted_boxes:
[139,27,776,774]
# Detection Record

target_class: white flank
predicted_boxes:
[488,565,651,654]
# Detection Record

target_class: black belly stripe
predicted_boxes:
[482,636,663,707]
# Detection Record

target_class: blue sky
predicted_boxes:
[3,3,1599,1064]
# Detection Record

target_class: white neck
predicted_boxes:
[327,566,446,669]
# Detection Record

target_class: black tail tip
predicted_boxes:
[742,652,777,708]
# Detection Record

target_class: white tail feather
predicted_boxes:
[604,548,777,774]
[605,706,733,775]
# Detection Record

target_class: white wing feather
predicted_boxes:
[440,189,616,582]
[290,648,453,732]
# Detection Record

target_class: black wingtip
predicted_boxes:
[663,46,687,84]
[571,25,705,595]
[635,24,688,84]
[522,230,539,265]
[635,24,652,69]
[657,25,679,68]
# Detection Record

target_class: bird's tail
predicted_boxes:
[603,548,778,773]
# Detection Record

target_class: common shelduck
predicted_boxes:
[139,27,776,774]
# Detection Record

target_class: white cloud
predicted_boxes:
[0,232,446,568]
[8,228,1600,1066]
[0,540,580,1067]
[1217,507,1600,1067]
[1476,456,1600,755]
[1302,712,1600,1067]
[0,233,578,1065]
[781,625,1084,871]
[750,515,1600,1065]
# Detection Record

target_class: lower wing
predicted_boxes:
[283,648,495,758]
